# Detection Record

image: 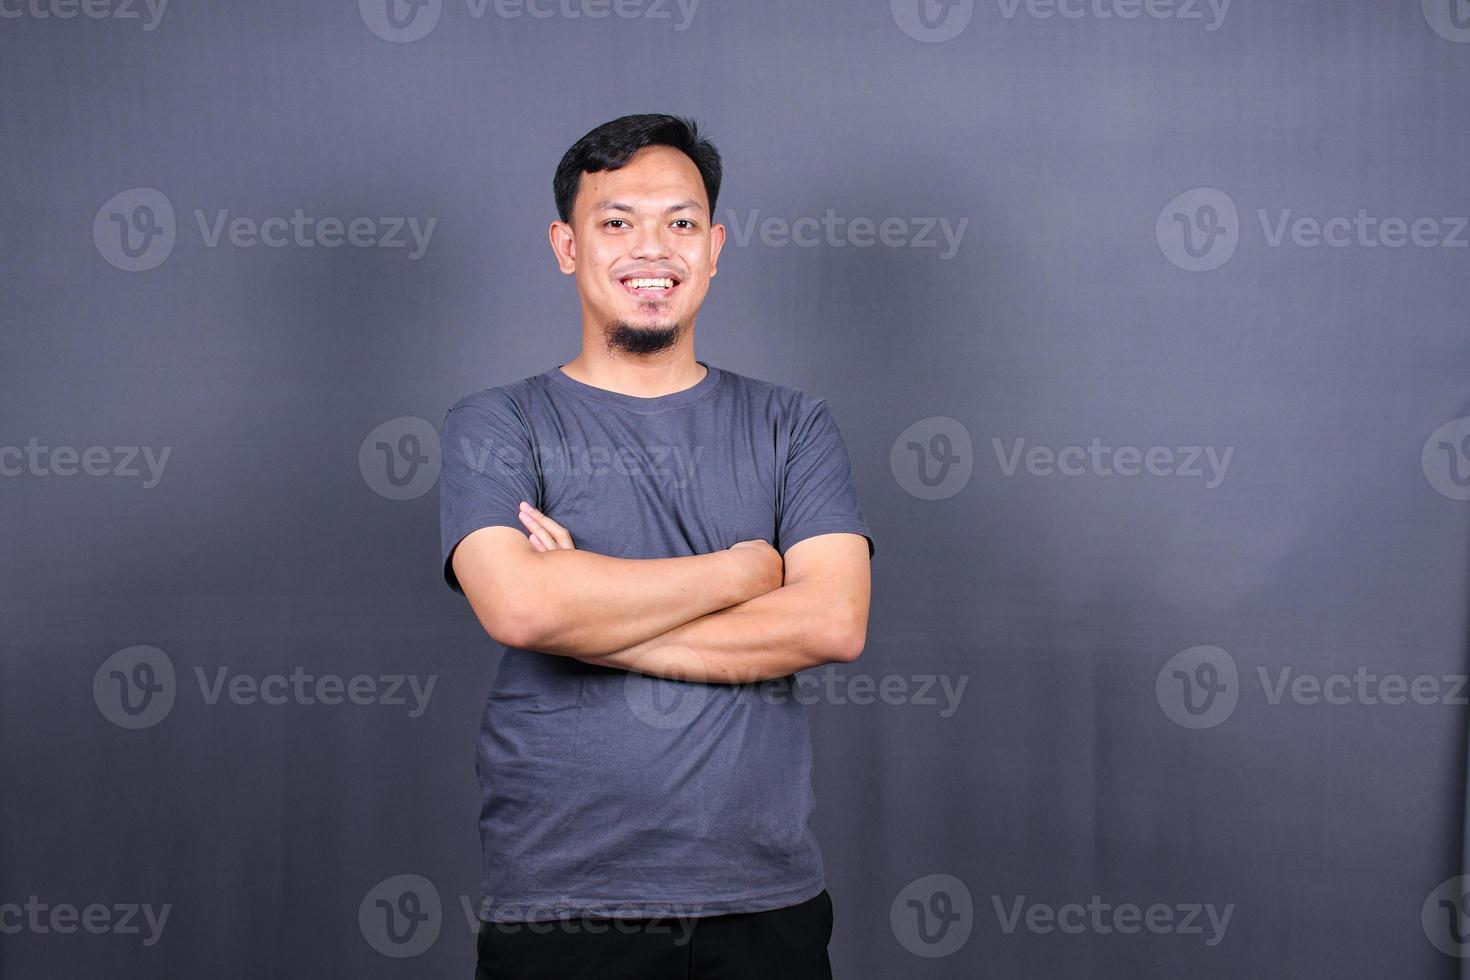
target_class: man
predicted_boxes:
[439,113,876,980]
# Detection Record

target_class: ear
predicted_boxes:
[549,220,576,275]
[708,221,725,278]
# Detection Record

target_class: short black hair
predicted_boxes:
[553,114,723,225]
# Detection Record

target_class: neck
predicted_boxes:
[559,346,707,399]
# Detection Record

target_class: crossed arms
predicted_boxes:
[449,501,871,684]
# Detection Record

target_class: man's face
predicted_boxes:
[551,145,725,352]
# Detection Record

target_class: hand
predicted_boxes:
[518,501,576,552]
[729,538,783,597]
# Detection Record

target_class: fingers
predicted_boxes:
[518,504,553,550]
[518,501,576,551]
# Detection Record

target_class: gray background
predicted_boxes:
[3,0,1470,977]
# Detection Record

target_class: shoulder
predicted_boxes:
[444,374,546,422]
[714,365,829,421]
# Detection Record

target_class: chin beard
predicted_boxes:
[604,318,684,356]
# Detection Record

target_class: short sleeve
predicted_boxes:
[438,392,542,595]
[776,398,875,560]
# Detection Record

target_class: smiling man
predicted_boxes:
[439,114,875,980]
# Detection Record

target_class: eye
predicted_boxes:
[672,219,696,229]
[604,219,628,229]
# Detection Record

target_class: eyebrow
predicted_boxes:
[591,199,705,217]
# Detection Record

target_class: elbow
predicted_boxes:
[502,601,567,652]
[491,614,542,651]
[827,621,868,664]
[470,593,549,651]
[454,534,559,651]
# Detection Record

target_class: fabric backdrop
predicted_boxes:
[3,1,1468,977]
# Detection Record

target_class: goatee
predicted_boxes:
[604,318,684,356]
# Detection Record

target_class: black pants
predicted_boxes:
[474,889,834,980]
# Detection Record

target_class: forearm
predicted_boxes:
[513,548,761,657]
[576,577,861,684]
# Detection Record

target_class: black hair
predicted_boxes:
[553,114,723,225]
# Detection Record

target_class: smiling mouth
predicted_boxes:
[619,276,681,300]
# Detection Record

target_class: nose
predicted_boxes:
[627,220,671,261]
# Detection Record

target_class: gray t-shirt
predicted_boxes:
[438,360,875,921]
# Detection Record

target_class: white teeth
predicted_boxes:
[625,277,674,289]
